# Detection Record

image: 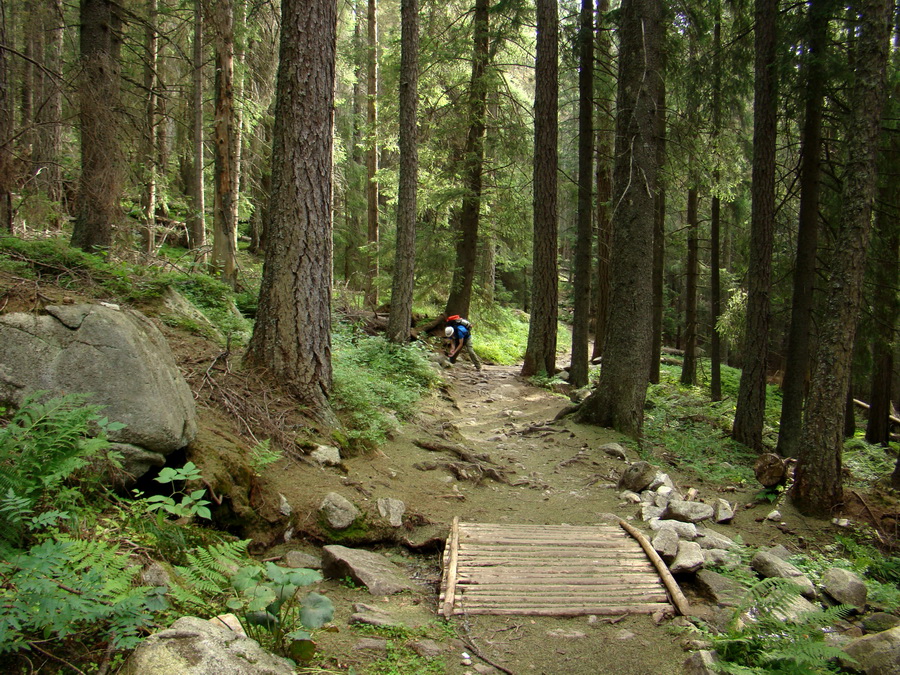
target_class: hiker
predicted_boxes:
[444,321,482,371]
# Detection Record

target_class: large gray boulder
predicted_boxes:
[822,567,867,611]
[842,625,900,674]
[119,616,294,675]
[0,304,197,482]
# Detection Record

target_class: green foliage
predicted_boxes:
[643,366,757,485]
[227,562,334,662]
[332,329,439,451]
[0,236,134,295]
[352,624,445,674]
[0,393,123,548]
[708,578,854,674]
[169,539,252,611]
[140,461,212,530]
[249,439,283,475]
[842,435,897,487]
[470,306,529,366]
[0,537,165,654]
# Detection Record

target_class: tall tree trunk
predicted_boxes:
[0,2,12,233]
[649,62,666,384]
[681,187,699,385]
[793,0,892,516]
[521,0,559,378]
[569,0,594,387]
[710,7,723,402]
[188,0,206,260]
[869,18,900,448]
[364,0,379,309]
[776,0,829,457]
[387,0,419,344]
[209,0,238,287]
[244,0,338,426]
[445,0,489,317]
[592,0,613,361]
[71,0,124,252]
[576,0,663,438]
[142,0,159,255]
[34,0,64,203]
[733,0,777,452]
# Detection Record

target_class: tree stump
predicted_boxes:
[754,453,786,487]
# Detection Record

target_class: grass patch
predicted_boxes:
[331,328,440,452]
[643,365,757,485]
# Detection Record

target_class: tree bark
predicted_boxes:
[187,0,206,259]
[733,0,777,452]
[569,0,595,387]
[576,0,663,438]
[141,0,159,255]
[364,0,380,309]
[793,0,892,516]
[649,59,666,385]
[244,0,338,426]
[0,3,12,233]
[209,0,238,287]
[521,0,559,378]
[681,187,699,385]
[869,21,900,447]
[445,0,489,317]
[387,0,419,344]
[592,0,613,362]
[34,0,64,203]
[710,6,723,401]
[71,0,124,252]
[776,0,828,457]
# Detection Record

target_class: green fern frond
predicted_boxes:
[171,539,252,611]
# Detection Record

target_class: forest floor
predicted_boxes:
[217,355,840,675]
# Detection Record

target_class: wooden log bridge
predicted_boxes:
[438,518,686,618]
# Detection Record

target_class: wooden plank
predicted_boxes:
[441,517,460,618]
[439,521,676,618]
[451,604,672,616]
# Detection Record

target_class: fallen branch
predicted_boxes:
[852,398,900,426]
[611,515,691,616]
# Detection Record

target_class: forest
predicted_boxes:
[0,0,897,525]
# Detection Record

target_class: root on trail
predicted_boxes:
[412,439,510,485]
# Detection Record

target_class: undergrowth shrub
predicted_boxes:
[0,393,123,548]
[704,577,853,674]
[332,329,439,451]
[643,366,756,485]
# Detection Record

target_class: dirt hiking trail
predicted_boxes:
[263,361,806,675]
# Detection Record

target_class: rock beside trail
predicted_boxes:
[750,550,816,599]
[670,541,704,574]
[664,499,715,524]
[119,616,294,675]
[349,603,404,628]
[683,650,719,675]
[694,570,744,608]
[0,303,197,484]
[319,492,360,530]
[841,625,900,674]
[652,527,679,563]
[284,550,322,569]
[618,461,658,492]
[321,545,415,595]
[822,568,867,611]
[376,497,406,527]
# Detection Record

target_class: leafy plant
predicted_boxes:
[332,330,439,451]
[708,578,854,674]
[142,461,212,528]
[228,562,334,662]
[249,438,283,475]
[0,536,165,654]
[0,393,123,548]
[169,539,253,611]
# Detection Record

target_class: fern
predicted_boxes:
[711,578,854,674]
[0,538,163,654]
[0,393,121,546]
[170,539,252,611]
